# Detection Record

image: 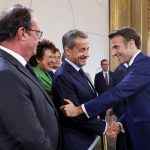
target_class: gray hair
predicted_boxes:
[62,29,88,50]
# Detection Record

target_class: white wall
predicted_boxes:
[0,0,109,82]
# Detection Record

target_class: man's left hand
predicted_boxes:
[60,99,83,117]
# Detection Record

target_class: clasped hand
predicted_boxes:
[106,121,121,138]
[60,100,121,138]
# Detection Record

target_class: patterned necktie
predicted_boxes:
[105,72,108,85]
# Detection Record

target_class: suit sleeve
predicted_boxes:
[52,74,106,135]
[0,70,52,150]
[84,62,150,118]
[94,74,102,95]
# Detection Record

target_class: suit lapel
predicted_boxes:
[63,61,97,97]
[0,50,55,108]
[128,52,145,72]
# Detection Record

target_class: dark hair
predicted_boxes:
[101,59,108,66]
[61,52,65,62]
[62,29,88,49]
[0,4,32,41]
[29,39,57,66]
[55,48,61,55]
[108,27,141,49]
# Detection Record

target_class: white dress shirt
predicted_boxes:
[0,45,26,66]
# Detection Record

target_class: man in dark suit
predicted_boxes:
[0,4,60,150]
[94,59,113,119]
[94,59,113,96]
[52,29,106,150]
[94,59,113,150]
[61,27,150,150]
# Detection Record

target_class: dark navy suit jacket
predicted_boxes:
[94,71,113,95]
[0,49,60,150]
[113,64,128,118]
[84,52,150,150]
[94,71,114,119]
[113,64,133,150]
[52,60,106,150]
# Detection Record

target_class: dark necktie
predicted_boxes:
[25,63,37,78]
[105,72,108,85]
[79,68,87,79]
[79,68,96,94]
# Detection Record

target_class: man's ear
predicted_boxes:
[17,27,27,40]
[128,39,135,48]
[64,46,71,56]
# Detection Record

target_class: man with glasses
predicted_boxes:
[0,4,60,150]
[27,29,43,39]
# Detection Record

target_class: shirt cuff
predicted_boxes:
[117,122,125,133]
[103,121,108,134]
[81,104,90,118]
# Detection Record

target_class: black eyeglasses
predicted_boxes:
[28,29,43,39]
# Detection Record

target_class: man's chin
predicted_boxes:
[79,63,86,67]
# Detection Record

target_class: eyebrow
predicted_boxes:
[112,45,119,49]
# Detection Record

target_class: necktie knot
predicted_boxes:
[79,68,86,78]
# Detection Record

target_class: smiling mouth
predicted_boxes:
[80,57,87,60]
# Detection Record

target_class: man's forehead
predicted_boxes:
[111,35,124,42]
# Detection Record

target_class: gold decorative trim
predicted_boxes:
[148,0,150,32]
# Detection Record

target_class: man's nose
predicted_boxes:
[84,50,89,57]
[51,57,55,63]
[112,49,117,56]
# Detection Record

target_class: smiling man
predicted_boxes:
[0,4,60,150]
[60,27,150,150]
[52,29,107,150]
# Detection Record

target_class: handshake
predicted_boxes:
[105,121,122,138]
[60,99,122,138]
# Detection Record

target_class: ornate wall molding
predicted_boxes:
[110,0,149,69]
[148,0,150,32]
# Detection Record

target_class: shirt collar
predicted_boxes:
[65,58,81,71]
[103,71,108,77]
[123,63,128,68]
[128,50,141,66]
[0,45,26,66]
